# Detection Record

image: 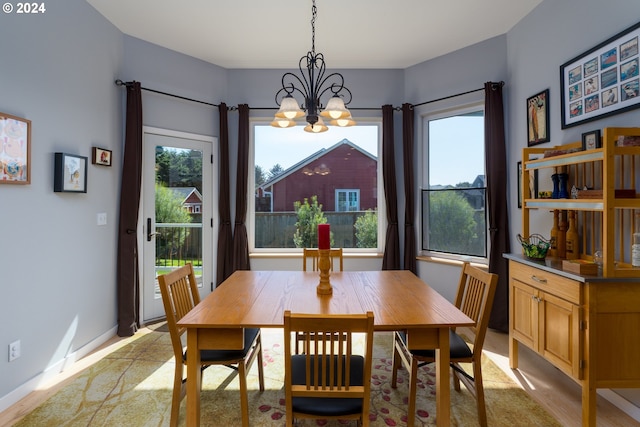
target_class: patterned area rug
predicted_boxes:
[14,323,560,427]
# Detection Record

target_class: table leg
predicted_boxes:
[186,328,202,427]
[435,327,450,427]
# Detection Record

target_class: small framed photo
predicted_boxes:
[527,89,550,146]
[92,147,112,166]
[0,112,31,184]
[54,152,87,193]
[582,129,602,151]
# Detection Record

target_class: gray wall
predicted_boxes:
[2,0,640,414]
[0,0,123,405]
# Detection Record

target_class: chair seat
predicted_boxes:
[397,329,472,359]
[184,328,261,362]
[291,354,364,416]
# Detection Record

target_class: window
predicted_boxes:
[336,189,360,212]
[422,105,487,259]
[251,123,383,251]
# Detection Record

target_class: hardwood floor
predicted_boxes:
[1,326,639,426]
[483,328,640,427]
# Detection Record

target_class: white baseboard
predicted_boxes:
[599,389,640,422]
[0,326,117,413]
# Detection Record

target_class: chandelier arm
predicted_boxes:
[316,73,352,106]
[275,72,310,106]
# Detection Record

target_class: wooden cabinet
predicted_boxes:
[510,127,640,426]
[510,261,581,379]
[507,255,640,427]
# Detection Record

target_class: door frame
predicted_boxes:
[139,126,218,323]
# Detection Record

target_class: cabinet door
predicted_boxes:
[511,279,538,349]
[540,292,582,379]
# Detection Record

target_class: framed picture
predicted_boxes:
[527,89,550,146]
[582,129,602,150]
[92,147,112,166]
[560,21,640,128]
[54,152,87,193]
[0,112,31,184]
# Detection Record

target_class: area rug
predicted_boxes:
[14,323,560,427]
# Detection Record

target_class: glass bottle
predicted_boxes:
[549,210,559,257]
[556,211,567,258]
[565,210,579,260]
[632,212,640,267]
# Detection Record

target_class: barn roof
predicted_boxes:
[260,139,377,189]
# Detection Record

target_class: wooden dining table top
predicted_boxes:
[178,270,474,331]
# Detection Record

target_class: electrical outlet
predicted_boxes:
[9,340,20,362]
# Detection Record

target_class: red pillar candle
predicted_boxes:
[318,224,330,250]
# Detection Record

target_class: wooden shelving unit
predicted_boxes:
[521,127,640,277]
[509,127,640,427]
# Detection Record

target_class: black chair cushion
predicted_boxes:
[398,329,472,359]
[184,328,260,362]
[291,354,364,416]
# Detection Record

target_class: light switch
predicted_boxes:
[97,213,107,226]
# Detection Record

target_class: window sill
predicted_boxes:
[417,255,488,270]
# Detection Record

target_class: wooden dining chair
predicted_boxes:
[298,247,345,353]
[158,264,264,427]
[390,263,498,427]
[284,310,375,427]
[302,247,343,272]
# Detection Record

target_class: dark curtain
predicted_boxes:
[381,104,400,270]
[216,103,233,285]
[402,103,417,274]
[116,81,143,337]
[484,81,511,332]
[232,104,251,271]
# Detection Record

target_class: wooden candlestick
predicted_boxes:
[316,249,333,295]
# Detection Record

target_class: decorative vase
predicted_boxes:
[551,174,560,199]
[558,173,569,199]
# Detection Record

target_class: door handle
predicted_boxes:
[147,218,157,242]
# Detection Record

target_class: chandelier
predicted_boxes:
[271,0,355,133]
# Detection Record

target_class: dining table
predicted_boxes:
[177,269,474,427]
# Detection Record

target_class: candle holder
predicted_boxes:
[316,249,333,295]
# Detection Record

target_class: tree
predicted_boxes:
[293,195,332,248]
[269,164,284,179]
[255,165,267,189]
[428,191,478,254]
[155,148,203,193]
[155,184,193,260]
[355,210,378,248]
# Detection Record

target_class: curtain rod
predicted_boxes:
[115,79,504,111]
[115,79,223,108]
[411,81,504,108]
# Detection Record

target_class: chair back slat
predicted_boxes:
[284,311,374,401]
[302,248,344,271]
[158,264,200,360]
[455,262,498,348]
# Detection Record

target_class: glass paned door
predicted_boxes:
[142,128,215,322]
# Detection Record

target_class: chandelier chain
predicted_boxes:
[311,0,317,55]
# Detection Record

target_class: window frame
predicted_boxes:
[420,102,489,264]
[248,118,386,253]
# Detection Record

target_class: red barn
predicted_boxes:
[259,139,377,212]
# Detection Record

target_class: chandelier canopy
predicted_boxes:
[271,0,355,133]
